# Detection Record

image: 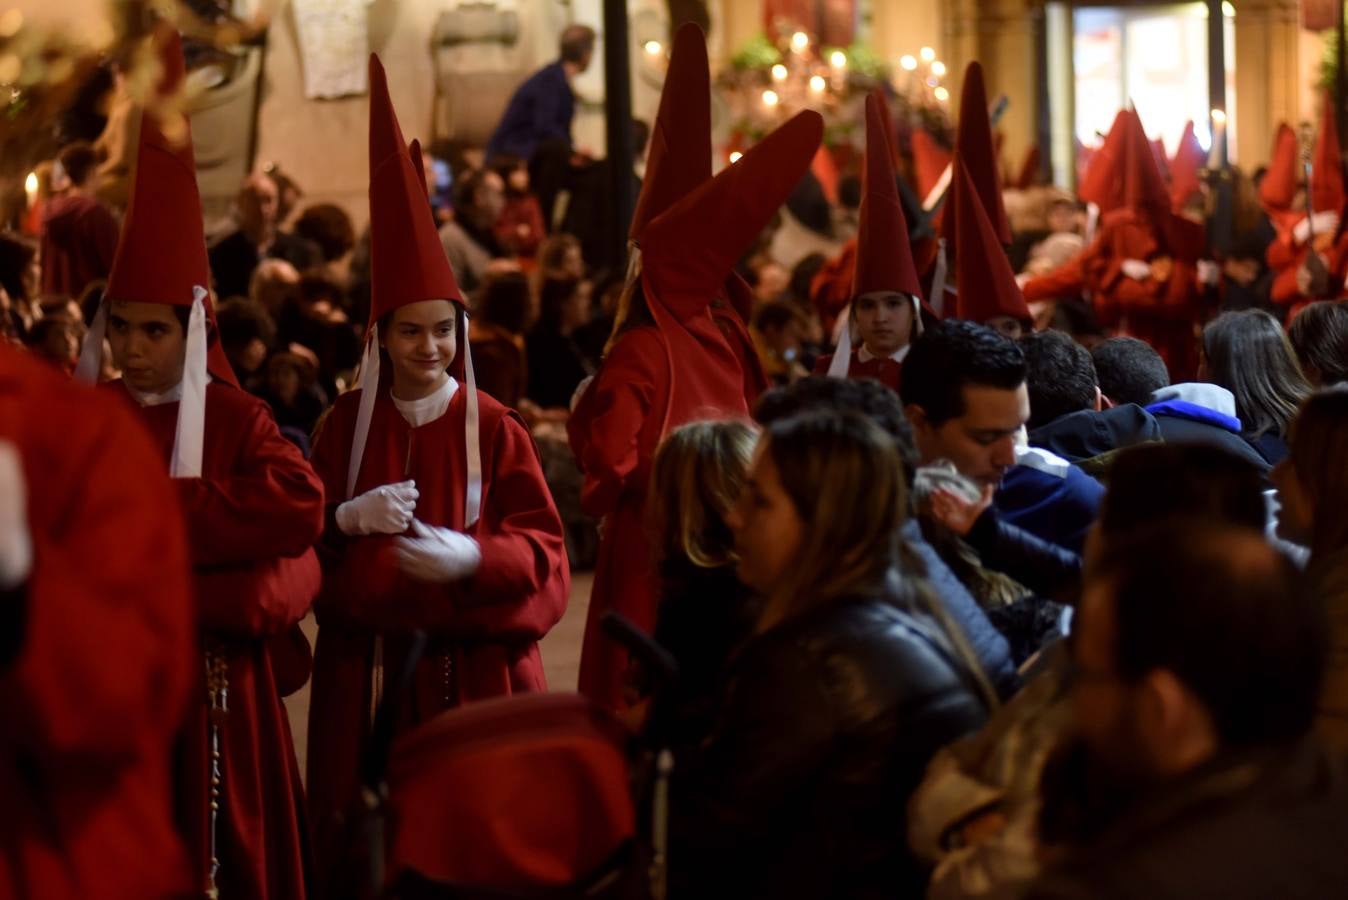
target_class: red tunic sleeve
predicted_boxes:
[567,328,661,518]
[1021,248,1090,301]
[176,396,326,566]
[3,389,192,764]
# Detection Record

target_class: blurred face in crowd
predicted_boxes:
[853,291,914,358]
[39,318,82,372]
[563,280,593,332]
[239,175,280,235]
[383,299,457,401]
[907,382,1029,489]
[1271,457,1314,544]
[753,262,790,305]
[726,439,804,595]
[507,165,530,193]
[1047,201,1078,235]
[983,315,1024,341]
[107,300,186,395]
[474,172,507,223]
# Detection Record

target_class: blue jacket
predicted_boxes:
[994,447,1104,554]
[903,519,1019,699]
[486,62,574,161]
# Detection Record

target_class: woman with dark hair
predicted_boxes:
[525,276,594,409]
[1273,388,1348,751]
[1202,309,1311,464]
[670,410,989,898]
[1288,300,1348,387]
[469,270,533,408]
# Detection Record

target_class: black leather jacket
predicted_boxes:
[669,588,990,899]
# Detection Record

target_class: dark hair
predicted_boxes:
[488,153,529,196]
[538,276,580,332]
[58,141,100,186]
[1021,330,1098,428]
[1100,443,1266,536]
[293,204,356,262]
[215,297,277,350]
[1287,387,1348,559]
[1090,336,1169,407]
[299,272,348,309]
[538,233,583,278]
[1092,521,1325,747]
[837,174,863,210]
[1202,310,1311,439]
[0,233,36,302]
[559,24,597,64]
[755,375,919,485]
[789,252,827,305]
[751,299,803,334]
[452,167,497,212]
[479,271,531,334]
[631,118,651,159]
[899,320,1027,425]
[1288,301,1348,387]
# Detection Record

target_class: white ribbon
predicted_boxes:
[74,298,108,384]
[170,288,209,479]
[461,309,482,528]
[826,317,854,379]
[346,325,380,500]
[930,239,950,317]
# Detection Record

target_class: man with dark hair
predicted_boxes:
[1030,521,1348,898]
[1092,335,1270,473]
[1021,330,1159,470]
[754,375,1019,699]
[1288,299,1348,387]
[486,23,595,163]
[40,141,120,297]
[215,297,276,389]
[901,320,1103,552]
[208,173,321,301]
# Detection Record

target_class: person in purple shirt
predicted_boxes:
[487,24,595,163]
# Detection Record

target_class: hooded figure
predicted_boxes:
[814,92,926,392]
[1,343,196,900]
[1168,120,1206,214]
[567,87,823,710]
[1267,93,1347,311]
[75,26,324,900]
[305,54,569,885]
[1023,108,1209,380]
[949,162,1033,335]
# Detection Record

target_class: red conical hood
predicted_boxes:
[629,23,711,242]
[367,54,463,328]
[1169,120,1205,211]
[1078,110,1128,211]
[1312,90,1344,214]
[104,25,235,386]
[951,163,1030,326]
[1260,123,1299,211]
[642,110,824,322]
[1015,144,1042,190]
[1078,109,1170,224]
[911,129,951,201]
[947,61,1010,244]
[1150,137,1170,182]
[853,93,922,299]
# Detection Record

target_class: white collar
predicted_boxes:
[124,379,184,407]
[857,343,910,365]
[392,376,459,427]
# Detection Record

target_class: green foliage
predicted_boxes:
[731,34,783,71]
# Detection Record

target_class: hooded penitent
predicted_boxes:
[349,54,482,521]
[827,91,926,377]
[1169,120,1206,212]
[75,24,238,479]
[950,162,1032,326]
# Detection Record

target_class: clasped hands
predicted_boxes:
[336,480,481,582]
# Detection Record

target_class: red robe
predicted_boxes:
[568,313,750,710]
[108,380,324,900]
[812,348,903,392]
[0,349,194,900]
[306,383,568,887]
[1023,209,1206,381]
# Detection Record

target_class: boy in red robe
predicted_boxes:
[304,55,570,887]
[568,35,823,710]
[74,27,324,900]
[815,92,928,392]
[0,344,194,900]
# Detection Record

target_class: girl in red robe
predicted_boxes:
[74,28,324,900]
[304,56,569,887]
[815,92,928,394]
[568,30,823,709]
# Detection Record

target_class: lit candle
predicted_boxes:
[24,170,37,209]
[771,63,788,81]
[830,50,846,69]
[762,89,780,107]
[900,55,918,71]
[643,40,662,56]
[729,151,743,164]
[1209,108,1227,168]
[934,86,950,103]
[920,46,936,63]
[791,31,809,52]
[931,60,946,78]
[809,74,827,94]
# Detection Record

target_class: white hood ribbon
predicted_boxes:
[345,310,482,528]
[930,239,950,317]
[74,287,208,479]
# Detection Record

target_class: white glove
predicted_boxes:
[0,441,32,590]
[1196,259,1221,287]
[336,480,419,536]
[394,520,482,583]
[1120,259,1152,280]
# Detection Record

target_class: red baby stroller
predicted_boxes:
[360,619,677,900]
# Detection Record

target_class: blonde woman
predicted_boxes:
[643,419,759,746]
[670,410,990,899]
